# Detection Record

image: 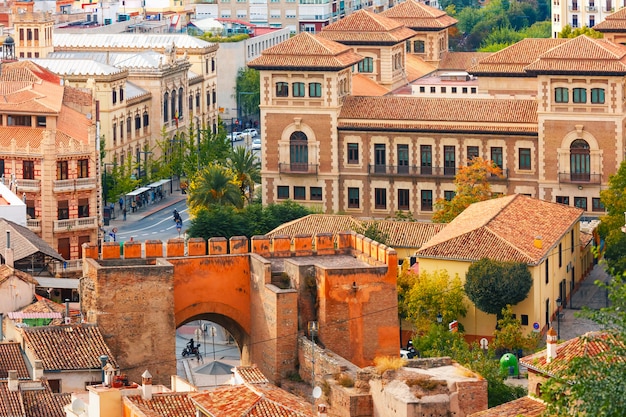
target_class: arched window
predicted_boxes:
[135,114,141,131]
[171,90,177,121]
[143,112,149,132]
[178,87,184,118]
[289,131,308,171]
[163,93,169,122]
[570,139,590,181]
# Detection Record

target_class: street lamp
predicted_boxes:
[436,313,443,324]
[308,321,318,387]
[556,297,562,340]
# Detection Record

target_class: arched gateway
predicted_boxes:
[80,233,399,386]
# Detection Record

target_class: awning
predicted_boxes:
[147,179,171,188]
[126,187,151,197]
[7,312,63,319]
[35,277,80,289]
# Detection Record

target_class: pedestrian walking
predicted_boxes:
[119,197,124,211]
[123,207,127,221]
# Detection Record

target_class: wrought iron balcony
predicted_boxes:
[558,172,602,184]
[278,163,319,175]
[53,177,97,192]
[53,216,98,232]
[368,165,457,177]
[586,5,597,10]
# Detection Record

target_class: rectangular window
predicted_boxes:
[7,115,32,126]
[398,189,409,210]
[277,186,289,199]
[491,147,503,169]
[573,88,587,103]
[556,196,570,205]
[545,258,549,284]
[521,314,529,326]
[348,187,359,208]
[591,88,605,104]
[310,187,322,201]
[308,82,321,97]
[574,196,587,210]
[421,190,433,211]
[559,242,562,267]
[375,188,387,209]
[78,198,89,218]
[420,145,432,174]
[413,40,425,53]
[555,87,569,103]
[276,82,289,97]
[467,146,479,164]
[26,199,35,219]
[23,160,34,180]
[58,200,69,220]
[519,148,531,170]
[347,143,359,164]
[36,116,46,127]
[57,161,68,180]
[113,122,117,144]
[419,86,425,93]
[358,57,373,73]
[592,197,605,212]
[397,144,409,174]
[292,82,305,97]
[451,87,457,93]
[444,190,455,201]
[571,230,575,253]
[294,186,306,200]
[374,144,386,173]
[444,146,455,176]
[77,159,88,178]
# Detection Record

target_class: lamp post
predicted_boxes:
[556,297,562,340]
[436,313,443,325]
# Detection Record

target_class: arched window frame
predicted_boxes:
[289,131,308,171]
[163,92,169,122]
[570,139,590,181]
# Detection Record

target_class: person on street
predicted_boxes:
[123,207,127,221]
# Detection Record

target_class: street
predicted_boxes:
[110,198,190,242]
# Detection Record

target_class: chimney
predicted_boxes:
[8,370,18,391]
[99,355,108,385]
[33,360,43,380]
[5,231,14,267]
[533,236,543,249]
[141,370,153,400]
[546,327,558,363]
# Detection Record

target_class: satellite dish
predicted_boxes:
[71,399,86,414]
[312,386,322,399]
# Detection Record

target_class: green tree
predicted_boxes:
[541,276,626,416]
[599,160,626,276]
[235,68,260,121]
[402,269,467,334]
[227,146,260,204]
[187,205,251,240]
[356,222,390,246]
[464,258,533,318]
[492,305,539,353]
[110,156,139,200]
[188,164,243,213]
[433,157,502,223]
[558,25,603,38]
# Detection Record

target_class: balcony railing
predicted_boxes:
[18,179,41,192]
[53,216,98,232]
[49,259,83,276]
[558,172,602,184]
[27,218,41,232]
[368,165,458,177]
[586,5,597,10]
[53,177,97,192]
[278,163,319,175]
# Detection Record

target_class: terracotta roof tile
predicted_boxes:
[593,6,626,30]
[439,52,493,71]
[351,73,390,96]
[248,32,363,70]
[468,396,545,417]
[0,381,24,417]
[520,331,623,377]
[405,54,436,82]
[318,9,416,43]
[417,195,583,265]
[22,324,118,371]
[525,36,626,74]
[380,0,458,29]
[191,383,314,417]
[56,104,92,145]
[469,38,566,75]
[235,366,270,384]
[19,297,67,326]
[22,379,72,417]
[0,342,31,380]
[125,392,197,417]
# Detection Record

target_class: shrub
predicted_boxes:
[373,356,407,375]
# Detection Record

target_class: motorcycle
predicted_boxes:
[173,210,181,223]
[182,343,201,357]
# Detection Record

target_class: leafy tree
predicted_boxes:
[599,161,626,276]
[433,157,502,223]
[492,305,539,353]
[356,222,390,245]
[188,164,243,213]
[558,25,603,38]
[187,205,251,240]
[235,68,260,122]
[402,269,467,334]
[227,147,260,204]
[479,26,523,50]
[541,275,626,416]
[259,200,312,232]
[465,258,533,318]
[110,156,139,200]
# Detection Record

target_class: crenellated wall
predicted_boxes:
[81,231,399,386]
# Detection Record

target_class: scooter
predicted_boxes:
[182,343,201,357]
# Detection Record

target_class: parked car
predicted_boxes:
[251,138,261,150]
[243,128,258,137]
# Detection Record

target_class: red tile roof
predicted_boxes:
[21,379,72,417]
[380,0,458,29]
[468,396,545,417]
[520,331,622,377]
[405,54,436,82]
[417,195,583,265]
[235,366,270,384]
[125,392,197,417]
[351,73,390,96]
[439,52,493,71]
[22,324,118,371]
[318,9,416,43]
[248,32,363,70]
[0,381,24,417]
[0,342,31,380]
[191,383,314,417]
[593,6,626,31]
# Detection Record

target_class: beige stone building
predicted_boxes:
[249,0,622,219]
[0,60,98,261]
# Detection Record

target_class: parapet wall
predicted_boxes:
[83,231,397,267]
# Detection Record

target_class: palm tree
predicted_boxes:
[227,147,260,203]
[188,164,243,212]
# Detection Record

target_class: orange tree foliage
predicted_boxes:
[432,157,503,223]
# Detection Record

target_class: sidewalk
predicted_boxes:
[108,191,188,228]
